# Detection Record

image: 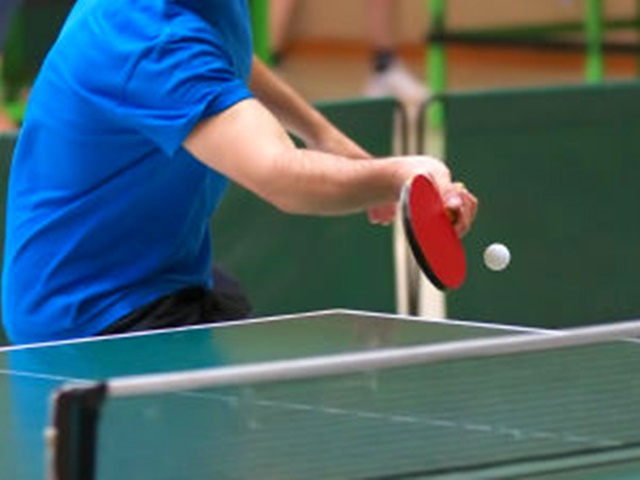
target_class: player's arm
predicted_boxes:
[183,97,471,221]
[248,56,368,159]
[249,55,400,224]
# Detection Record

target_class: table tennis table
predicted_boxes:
[1,309,640,480]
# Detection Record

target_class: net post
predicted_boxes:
[46,382,108,480]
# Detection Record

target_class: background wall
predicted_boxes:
[285,0,638,45]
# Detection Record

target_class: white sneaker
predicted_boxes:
[364,61,429,105]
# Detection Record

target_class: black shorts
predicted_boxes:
[100,268,252,336]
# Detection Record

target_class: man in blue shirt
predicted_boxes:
[2,0,477,344]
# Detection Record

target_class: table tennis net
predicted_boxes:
[49,320,640,480]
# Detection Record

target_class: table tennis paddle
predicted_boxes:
[401,174,467,290]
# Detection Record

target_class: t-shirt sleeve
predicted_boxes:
[117,21,253,157]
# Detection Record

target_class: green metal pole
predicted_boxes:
[250,0,272,64]
[585,0,604,82]
[636,0,640,76]
[427,0,447,129]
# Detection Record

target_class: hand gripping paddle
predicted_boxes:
[401,174,467,290]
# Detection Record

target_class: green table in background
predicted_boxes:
[441,81,640,329]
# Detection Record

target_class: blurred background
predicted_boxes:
[261,0,640,99]
[4,0,640,122]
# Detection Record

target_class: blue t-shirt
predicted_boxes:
[2,0,254,344]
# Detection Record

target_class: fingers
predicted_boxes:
[444,182,478,237]
[368,203,397,226]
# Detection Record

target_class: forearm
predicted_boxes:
[185,98,459,220]
[252,147,404,215]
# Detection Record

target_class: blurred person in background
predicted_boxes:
[270,0,428,105]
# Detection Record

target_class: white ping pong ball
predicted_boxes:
[483,243,511,271]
